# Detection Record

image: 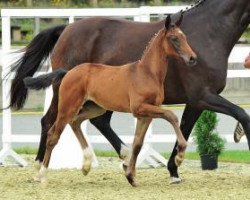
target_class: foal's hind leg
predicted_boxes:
[70,102,106,175]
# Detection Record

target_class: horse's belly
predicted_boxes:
[87,83,130,113]
[87,94,130,113]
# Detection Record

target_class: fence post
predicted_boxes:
[34,17,40,36]
[134,6,150,22]
[0,15,27,166]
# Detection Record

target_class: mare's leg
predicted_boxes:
[90,112,129,160]
[70,102,106,175]
[198,91,250,148]
[167,105,202,183]
[125,117,152,187]
[35,83,59,168]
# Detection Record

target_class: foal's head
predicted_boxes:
[163,14,197,66]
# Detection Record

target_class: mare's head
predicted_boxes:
[163,14,197,66]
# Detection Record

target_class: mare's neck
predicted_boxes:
[182,0,249,55]
[139,30,168,84]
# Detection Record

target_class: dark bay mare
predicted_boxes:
[24,16,196,185]
[9,0,250,183]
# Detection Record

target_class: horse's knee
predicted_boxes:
[41,116,50,133]
[41,108,57,132]
[46,127,60,149]
[41,116,46,127]
[46,135,59,149]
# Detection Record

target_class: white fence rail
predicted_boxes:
[0,7,249,167]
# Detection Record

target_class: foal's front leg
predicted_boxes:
[135,104,187,165]
[125,103,187,186]
[125,117,152,187]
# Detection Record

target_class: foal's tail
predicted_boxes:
[9,24,66,110]
[24,69,67,90]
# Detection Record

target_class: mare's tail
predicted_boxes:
[24,69,67,90]
[9,24,66,110]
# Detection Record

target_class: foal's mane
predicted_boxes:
[140,29,165,61]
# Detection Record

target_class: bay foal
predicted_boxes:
[24,15,197,186]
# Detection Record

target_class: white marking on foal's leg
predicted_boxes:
[33,165,48,183]
[82,147,93,176]
[175,152,185,167]
[120,144,130,160]
[120,144,131,171]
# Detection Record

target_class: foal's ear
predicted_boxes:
[165,15,171,30]
[175,11,183,27]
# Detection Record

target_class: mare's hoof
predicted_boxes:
[170,177,182,184]
[175,155,183,167]
[233,123,244,143]
[125,172,138,187]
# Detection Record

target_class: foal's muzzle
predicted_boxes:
[188,56,197,66]
[182,54,197,67]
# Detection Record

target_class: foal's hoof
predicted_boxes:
[175,155,184,167]
[34,161,42,171]
[82,162,91,176]
[125,172,138,187]
[33,173,47,184]
[122,164,128,172]
[170,177,182,184]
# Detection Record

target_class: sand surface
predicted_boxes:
[0,155,250,200]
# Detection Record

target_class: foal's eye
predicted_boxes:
[170,36,178,42]
[169,35,181,49]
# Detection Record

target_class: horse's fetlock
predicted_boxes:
[120,144,130,160]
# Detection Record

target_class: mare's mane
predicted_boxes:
[182,0,207,14]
